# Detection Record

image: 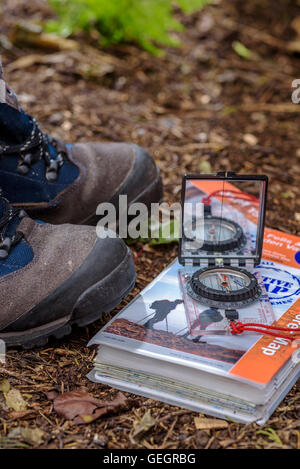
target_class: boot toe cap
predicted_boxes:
[2,234,135,333]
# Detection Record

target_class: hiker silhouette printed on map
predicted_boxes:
[143,299,184,331]
[181,308,223,342]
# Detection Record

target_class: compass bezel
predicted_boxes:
[183,215,245,253]
[188,266,261,306]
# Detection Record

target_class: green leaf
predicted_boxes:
[177,0,210,13]
[78,414,94,423]
[256,427,283,446]
[47,0,211,54]
[232,41,252,60]
[126,217,180,246]
[222,105,237,115]
[148,218,180,245]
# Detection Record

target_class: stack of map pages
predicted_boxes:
[88,225,300,424]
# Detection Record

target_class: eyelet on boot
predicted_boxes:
[46,159,59,182]
[17,153,33,175]
[23,153,32,165]
[0,237,12,259]
[1,115,67,182]
[17,164,30,175]
[57,152,64,165]
[18,209,27,219]
[17,162,30,175]
[0,144,8,153]
[0,249,8,259]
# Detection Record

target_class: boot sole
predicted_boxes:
[0,248,136,349]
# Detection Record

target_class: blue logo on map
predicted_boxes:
[256,265,300,306]
[295,251,300,265]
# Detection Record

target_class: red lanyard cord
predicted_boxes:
[230,321,300,342]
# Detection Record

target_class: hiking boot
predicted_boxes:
[0,58,163,225]
[0,191,136,349]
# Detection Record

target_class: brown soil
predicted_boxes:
[0,0,300,450]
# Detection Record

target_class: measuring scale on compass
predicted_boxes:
[178,171,275,337]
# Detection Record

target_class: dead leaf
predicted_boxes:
[4,388,27,412]
[77,63,115,80]
[10,22,78,51]
[243,133,258,146]
[0,378,10,393]
[20,427,44,447]
[5,54,46,71]
[52,389,127,425]
[199,160,212,173]
[132,410,156,440]
[8,426,44,447]
[194,417,229,430]
[45,390,58,400]
[291,17,300,36]
[6,53,72,72]
[9,410,37,420]
[287,40,300,53]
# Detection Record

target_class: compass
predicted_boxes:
[184,215,245,253]
[179,172,268,311]
[186,266,262,308]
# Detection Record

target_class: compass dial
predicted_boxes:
[187,266,261,307]
[184,216,244,252]
[199,269,250,291]
[204,219,236,242]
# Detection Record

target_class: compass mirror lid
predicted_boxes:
[179,172,268,267]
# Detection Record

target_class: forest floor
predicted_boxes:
[0,0,300,449]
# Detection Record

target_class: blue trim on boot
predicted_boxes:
[0,102,79,204]
[0,152,79,203]
[0,201,34,278]
[0,240,34,277]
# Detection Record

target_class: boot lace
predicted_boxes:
[0,115,66,182]
[0,190,26,260]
